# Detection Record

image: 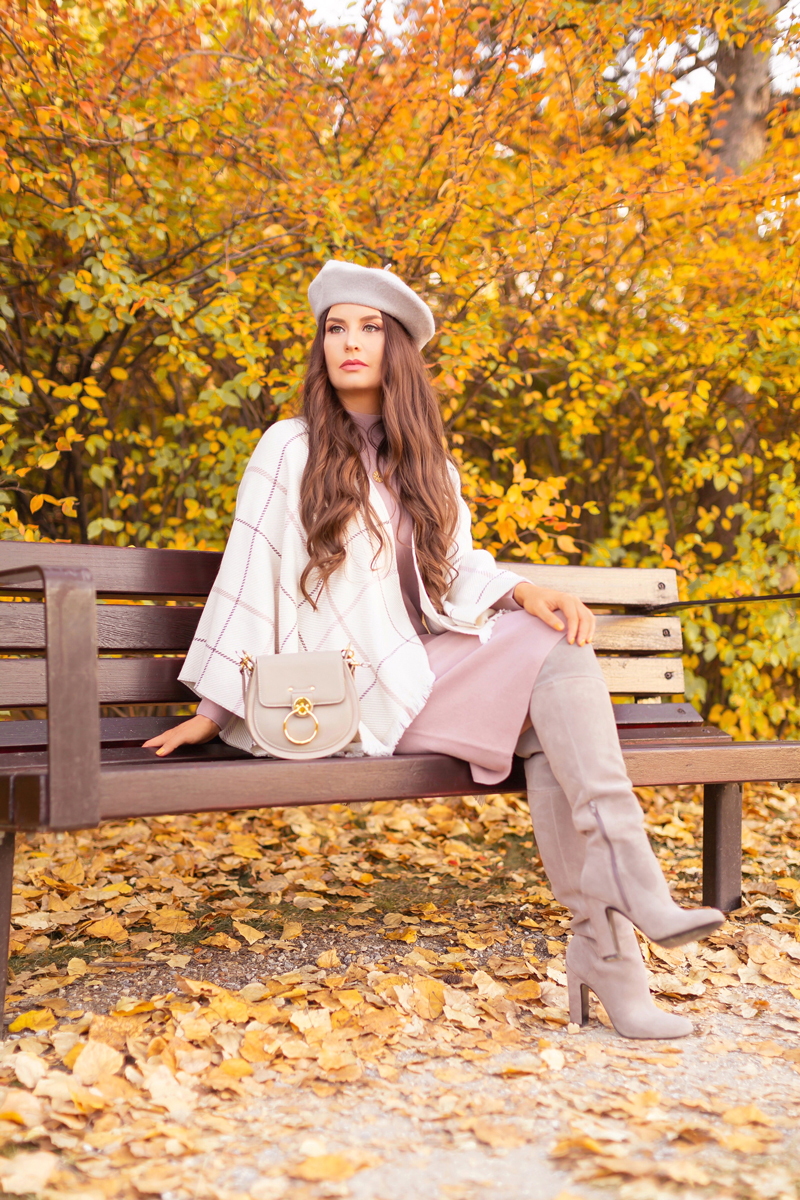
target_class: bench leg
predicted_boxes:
[0,832,14,1033]
[702,783,742,913]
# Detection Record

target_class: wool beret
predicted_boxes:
[308,259,435,349]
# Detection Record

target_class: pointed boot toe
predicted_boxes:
[566,930,694,1041]
[584,894,725,959]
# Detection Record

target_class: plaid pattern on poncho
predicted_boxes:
[179,417,521,756]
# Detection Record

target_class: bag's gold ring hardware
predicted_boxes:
[341,646,364,674]
[283,694,318,745]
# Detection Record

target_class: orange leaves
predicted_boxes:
[84,915,128,942]
[0,0,794,733]
[7,783,800,1195]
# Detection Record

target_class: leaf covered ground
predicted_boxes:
[5,784,800,1200]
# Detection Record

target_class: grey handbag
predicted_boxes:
[239,648,361,760]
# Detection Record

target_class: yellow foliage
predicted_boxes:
[0,0,798,735]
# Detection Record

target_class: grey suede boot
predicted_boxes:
[525,753,692,1039]
[528,640,723,960]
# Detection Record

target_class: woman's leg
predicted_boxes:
[525,752,692,1039]
[526,638,724,959]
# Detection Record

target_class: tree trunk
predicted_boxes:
[711,1,786,177]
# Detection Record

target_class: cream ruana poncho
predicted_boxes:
[179,417,521,756]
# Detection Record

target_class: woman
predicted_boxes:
[146,259,723,1039]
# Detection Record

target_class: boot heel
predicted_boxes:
[567,966,590,1026]
[585,898,621,960]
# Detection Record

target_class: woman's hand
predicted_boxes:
[143,715,220,758]
[513,581,596,646]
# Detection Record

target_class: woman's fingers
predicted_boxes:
[518,586,595,644]
[142,731,170,748]
[143,716,211,757]
[531,597,564,631]
[143,730,184,757]
[548,594,594,645]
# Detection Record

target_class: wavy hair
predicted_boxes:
[298,310,459,611]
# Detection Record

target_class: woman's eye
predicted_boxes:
[326,324,344,334]
[364,324,381,332]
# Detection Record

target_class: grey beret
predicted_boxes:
[308,259,435,349]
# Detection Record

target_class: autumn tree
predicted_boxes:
[1,0,799,738]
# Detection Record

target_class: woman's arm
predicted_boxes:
[512,580,596,646]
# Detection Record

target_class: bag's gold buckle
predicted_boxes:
[284,691,318,745]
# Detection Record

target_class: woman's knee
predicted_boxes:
[536,636,605,688]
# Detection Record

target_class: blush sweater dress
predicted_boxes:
[198,409,564,785]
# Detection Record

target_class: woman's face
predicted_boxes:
[323,304,384,411]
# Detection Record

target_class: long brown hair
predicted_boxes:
[298,310,459,610]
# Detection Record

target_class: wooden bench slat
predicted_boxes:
[0,658,193,707]
[0,602,203,652]
[0,716,192,750]
[0,705,708,753]
[599,657,685,695]
[0,604,682,655]
[593,615,682,652]
[0,546,681,606]
[3,741,798,827]
[0,543,220,598]
[0,653,686,706]
[612,702,701,726]
[85,740,800,821]
[501,563,679,606]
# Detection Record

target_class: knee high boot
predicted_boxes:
[525,753,692,1039]
[528,640,724,960]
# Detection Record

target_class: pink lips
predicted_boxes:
[341,359,367,368]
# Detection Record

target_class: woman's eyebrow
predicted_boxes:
[326,313,383,325]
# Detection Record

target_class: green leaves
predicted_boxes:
[1,0,799,730]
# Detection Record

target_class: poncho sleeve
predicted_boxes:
[415,463,522,635]
[178,418,308,716]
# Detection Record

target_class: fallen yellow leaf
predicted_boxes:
[722,1104,774,1127]
[230,837,263,859]
[217,1058,254,1078]
[151,908,196,934]
[0,1089,44,1128]
[73,1040,124,1086]
[290,1154,359,1182]
[207,993,250,1024]
[85,915,128,942]
[412,976,445,1020]
[55,859,85,886]
[506,979,542,1003]
[232,919,265,944]
[201,932,241,951]
[720,1131,782,1154]
[8,1009,56,1033]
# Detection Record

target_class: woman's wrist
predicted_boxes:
[513,581,538,606]
[194,714,221,733]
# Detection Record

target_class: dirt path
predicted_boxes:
[5,785,800,1199]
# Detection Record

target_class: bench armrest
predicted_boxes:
[0,565,100,829]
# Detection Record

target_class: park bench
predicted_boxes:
[2,542,800,1022]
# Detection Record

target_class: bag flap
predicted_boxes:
[256,652,347,708]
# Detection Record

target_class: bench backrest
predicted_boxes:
[0,543,684,710]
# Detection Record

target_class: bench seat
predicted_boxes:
[0,541,799,1027]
